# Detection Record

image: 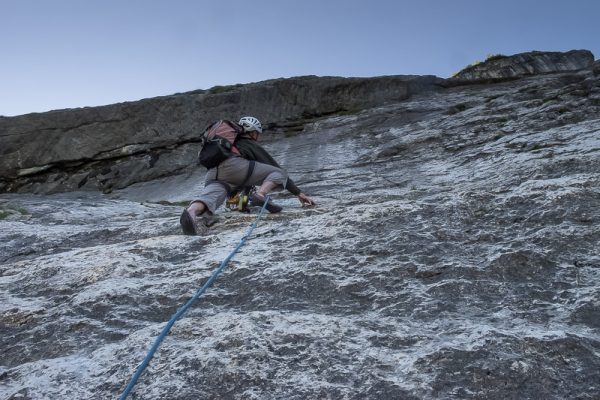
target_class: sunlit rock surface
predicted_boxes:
[1,53,600,399]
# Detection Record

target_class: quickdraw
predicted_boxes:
[226,187,254,212]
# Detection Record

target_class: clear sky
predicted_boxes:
[1,0,599,117]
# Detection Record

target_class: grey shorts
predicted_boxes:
[194,157,289,213]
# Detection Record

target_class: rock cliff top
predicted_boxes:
[1,50,599,399]
[0,75,439,194]
[451,49,594,81]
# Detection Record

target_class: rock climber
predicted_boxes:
[180,116,316,235]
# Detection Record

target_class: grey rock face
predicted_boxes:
[1,52,600,399]
[451,49,594,81]
[0,75,439,194]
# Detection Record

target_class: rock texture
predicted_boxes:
[0,75,439,194]
[1,50,600,399]
[451,49,594,81]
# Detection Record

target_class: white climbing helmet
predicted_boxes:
[238,116,263,134]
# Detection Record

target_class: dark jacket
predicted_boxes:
[235,135,301,195]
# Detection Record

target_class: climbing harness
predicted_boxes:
[209,159,256,211]
[226,186,255,212]
[119,197,271,400]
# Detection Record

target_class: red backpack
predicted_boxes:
[198,120,244,169]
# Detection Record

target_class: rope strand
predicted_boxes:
[119,197,271,400]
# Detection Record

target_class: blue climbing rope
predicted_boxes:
[119,198,271,400]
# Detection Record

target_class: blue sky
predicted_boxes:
[1,0,599,116]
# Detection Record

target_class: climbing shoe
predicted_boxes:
[180,209,219,236]
[250,193,282,213]
[180,209,197,235]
